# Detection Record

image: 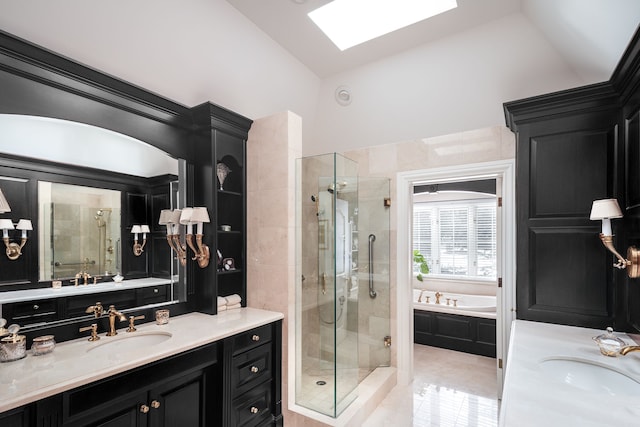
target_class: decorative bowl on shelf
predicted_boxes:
[113,273,124,283]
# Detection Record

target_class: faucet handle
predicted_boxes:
[79,323,100,341]
[126,315,145,332]
[93,276,101,285]
[85,302,104,318]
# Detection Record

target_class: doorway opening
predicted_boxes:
[395,160,516,398]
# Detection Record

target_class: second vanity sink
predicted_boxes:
[86,331,172,353]
[539,357,640,396]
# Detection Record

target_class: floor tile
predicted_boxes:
[363,344,499,427]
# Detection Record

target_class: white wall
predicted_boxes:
[308,13,585,155]
[0,0,321,141]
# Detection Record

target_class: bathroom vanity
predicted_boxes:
[500,320,640,426]
[0,308,283,426]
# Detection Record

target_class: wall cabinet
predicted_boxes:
[0,320,282,427]
[504,26,640,331]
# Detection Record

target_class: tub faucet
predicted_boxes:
[435,292,443,304]
[418,290,426,302]
[106,305,127,336]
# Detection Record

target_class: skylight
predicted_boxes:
[308,0,458,51]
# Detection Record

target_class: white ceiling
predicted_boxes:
[227,0,638,81]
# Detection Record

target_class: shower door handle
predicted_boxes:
[368,234,377,298]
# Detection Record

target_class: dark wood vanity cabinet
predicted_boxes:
[0,320,283,427]
[62,342,219,427]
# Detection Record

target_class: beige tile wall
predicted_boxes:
[246,119,515,426]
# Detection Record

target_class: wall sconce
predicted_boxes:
[179,207,211,268]
[131,224,150,256]
[0,218,33,260]
[159,209,187,267]
[590,198,640,278]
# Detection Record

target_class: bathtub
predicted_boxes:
[412,289,496,320]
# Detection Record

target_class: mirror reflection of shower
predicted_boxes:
[95,208,115,275]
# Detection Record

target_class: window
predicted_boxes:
[413,198,496,280]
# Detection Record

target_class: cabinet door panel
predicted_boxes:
[150,371,203,427]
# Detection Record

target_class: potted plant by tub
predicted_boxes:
[413,250,429,282]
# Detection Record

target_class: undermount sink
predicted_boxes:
[539,357,640,396]
[86,331,172,353]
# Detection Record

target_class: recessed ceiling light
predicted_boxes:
[309,0,458,51]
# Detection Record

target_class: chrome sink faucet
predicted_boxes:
[106,305,127,336]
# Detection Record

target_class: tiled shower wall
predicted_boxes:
[246,119,514,426]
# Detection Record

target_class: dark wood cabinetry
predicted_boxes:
[192,103,251,312]
[504,26,640,332]
[414,310,496,357]
[0,319,282,427]
[223,323,282,427]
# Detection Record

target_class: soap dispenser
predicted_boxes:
[0,323,27,362]
[593,327,627,357]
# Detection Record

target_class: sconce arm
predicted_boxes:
[169,234,188,267]
[599,234,630,269]
[185,234,199,261]
[3,237,27,261]
[195,234,210,268]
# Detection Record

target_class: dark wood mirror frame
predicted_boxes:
[0,30,252,343]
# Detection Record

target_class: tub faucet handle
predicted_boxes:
[425,296,430,303]
[446,298,451,306]
[453,299,458,307]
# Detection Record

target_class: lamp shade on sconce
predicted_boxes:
[131,225,142,234]
[140,225,150,234]
[590,199,623,235]
[190,207,210,234]
[0,218,15,238]
[158,209,172,225]
[16,219,32,238]
[0,189,11,213]
[179,208,194,234]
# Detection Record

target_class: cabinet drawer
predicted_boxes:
[231,343,272,396]
[136,284,169,305]
[3,299,58,325]
[232,324,272,355]
[66,290,136,318]
[231,380,272,427]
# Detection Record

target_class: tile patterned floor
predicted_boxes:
[362,344,499,426]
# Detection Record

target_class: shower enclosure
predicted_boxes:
[295,153,390,418]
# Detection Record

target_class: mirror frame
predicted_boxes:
[0,29,252,343]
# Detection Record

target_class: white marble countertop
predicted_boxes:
[0,307,283,413]
[0,277,173,304]
[500,320,640,426]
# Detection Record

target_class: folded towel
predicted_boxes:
[217,296,227,307]
[225,294,242,306]
[217,305,227,312]
[227,303,241,310]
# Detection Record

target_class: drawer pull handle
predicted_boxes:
[251,366,259,373]
[140,404,150,414]
[33,304,39,310]
[154,288,159,293]
[250,406,259,414]
[252,334,260,341]
[151,400,161,409]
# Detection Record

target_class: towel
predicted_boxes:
[225,294,242,306]
[217,305,227,312]
[217,296,226,307]
[227,303,241,310]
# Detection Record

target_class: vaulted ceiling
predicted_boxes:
[0,1,638,154]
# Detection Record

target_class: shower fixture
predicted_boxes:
[327,181,347,194]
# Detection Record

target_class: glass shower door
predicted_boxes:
[357,177,391,376]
